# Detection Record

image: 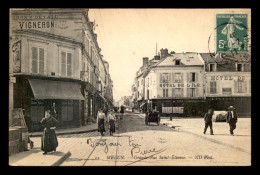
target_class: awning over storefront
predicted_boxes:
[29,79,84,100]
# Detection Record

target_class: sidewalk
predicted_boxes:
[137,113,251,154]
[9,123,98,166]
[30,122,98,137]
[9,148,71,166]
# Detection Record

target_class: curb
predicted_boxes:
[51,151,71,166]
[30,129,98,137]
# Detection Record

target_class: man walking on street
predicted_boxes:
[226,106,238,136]
[203,109,214,135]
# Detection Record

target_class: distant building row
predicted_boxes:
[131,48,251,116]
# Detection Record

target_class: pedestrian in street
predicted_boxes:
[97,108,106,136]
[203,109,214,135]
[40,110,59,155]
[108,109,116,136]
[226,106,238,136]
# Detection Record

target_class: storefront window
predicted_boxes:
[61,100,73,121]
[30,99,44,122]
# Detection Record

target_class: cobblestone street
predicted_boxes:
[29,113,251,166]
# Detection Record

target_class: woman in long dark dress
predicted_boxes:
[97,108,106,136]
[40,110,58,155]
[108,109,116,136]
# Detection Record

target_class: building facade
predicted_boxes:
[201,53,251,116]
[142,50,206,116]
[9,8,113,131]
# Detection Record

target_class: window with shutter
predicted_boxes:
[31,47,45,74]
[191,72,196,82]
[237,80,245,93]
[244,81,247,93]
[187,72,190,83]
[160,74,163,83]
[210,81,217,94]
[39,48,44,74]
[234,80,238,93]
[195,88,198,97]
[32,47,38,73]
[171,73,175,83]
[61,52,66,76]
[67,53,72,76]
[175,73,181,83]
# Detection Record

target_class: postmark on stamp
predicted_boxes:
[216,14,248,53]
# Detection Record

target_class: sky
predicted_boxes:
[88,9,250,102]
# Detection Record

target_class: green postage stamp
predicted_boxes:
[216,14,248,52]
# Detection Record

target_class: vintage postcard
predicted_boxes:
[9,8,251,166]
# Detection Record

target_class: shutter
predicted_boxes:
[181,88,184,97]
[210,82,213,94]
[195,72,198,82]
[160,73,162,83]
[61,52,66,76]
[39,48,44,74]
[207,81,210,94]
[172,88,175,97]
[187,88,190,97]
[234,80,238,93]
[244,81,247,93]
[172,73,175,83]
[32,47,38,73]
[196,88,199,97]
[187,72,190,83]
[181,73,183,83]
[215,81,218,94]
[67,53,72,76]
[168,73,171,83]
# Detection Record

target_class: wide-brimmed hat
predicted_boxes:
[98,108,103,111]
[228,106,235,110]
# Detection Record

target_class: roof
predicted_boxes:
[142,53,203,78]
[200,53,251,63]
[157,53,204,66]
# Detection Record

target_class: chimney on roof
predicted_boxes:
[160,48,169,59]
[143,57,149,67]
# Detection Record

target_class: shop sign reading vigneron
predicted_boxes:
[13,15,60,30]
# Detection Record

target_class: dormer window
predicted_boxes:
[175,60,180,65]
[209,64,216,72]
[236,63,243,71]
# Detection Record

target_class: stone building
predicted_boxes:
[200,53,251,116]
[132,49,206,116]
[9,8,113,132]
